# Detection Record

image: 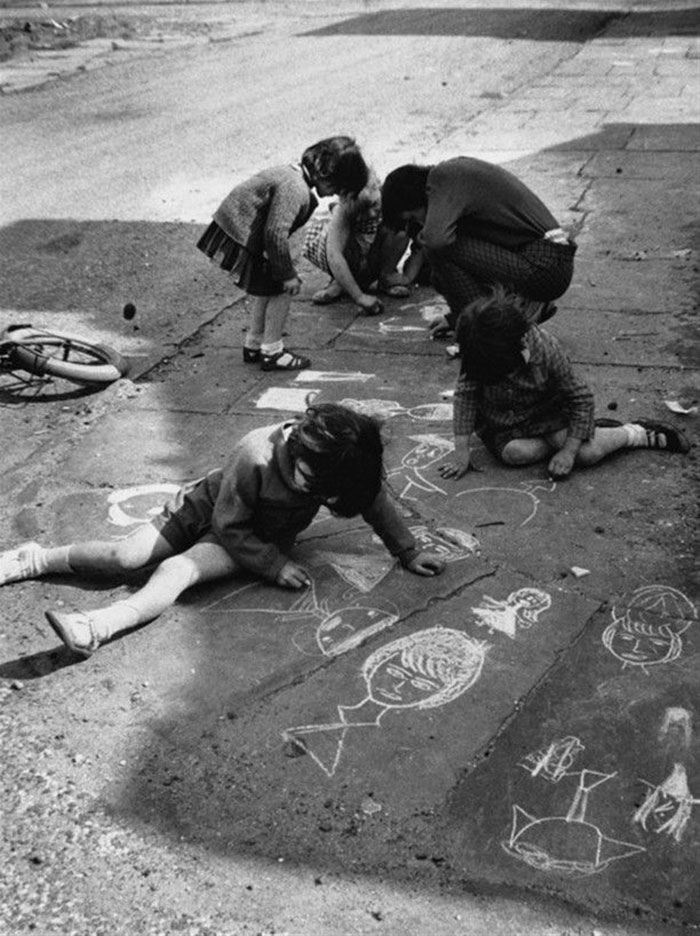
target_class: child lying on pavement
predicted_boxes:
[437,287,691,481]
[0,404,446,658]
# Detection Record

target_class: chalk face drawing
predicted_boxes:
[283,627,488,777]
[472,587,552,640]
[107,483,182,527]
[386,433,454,500]
[339,399,452,422]
[206,574,400,658]
[634,763,700,844]
[503,769,645,874]
[603,585,697,672]
[519,736,585,783]
[456,479,556,528]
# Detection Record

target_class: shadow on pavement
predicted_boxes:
[301,7,699,40]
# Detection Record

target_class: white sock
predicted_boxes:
[261,339,284,357]
[89,601,141,640]
[623,423,649,448]
[43,546,74,575]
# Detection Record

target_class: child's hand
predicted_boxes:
[283,276,302,296]
[406,552,446,577]
[547,449,575,479]
[276,560,311,589]
[357,294,383,316]
[438,458,480,479]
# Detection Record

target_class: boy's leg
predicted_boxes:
[46,538,239,656]
[576,423,690,465]
[500,437,555,466]
[260,293,310,370]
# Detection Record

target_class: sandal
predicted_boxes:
[242,347,261,364]
[260,348,311,371]
[45,609,102,658]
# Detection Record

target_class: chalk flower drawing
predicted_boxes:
[503,769,645,874]
[283,628,488,777]
[634,763,700,844]
[603,584,697,672]
[472,587,552,639]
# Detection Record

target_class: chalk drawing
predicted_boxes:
[339,399,452,422]
[603,585,697,672]
[659,707,693,751]
[256,387,320,411]
[205,574,400,658]
[386,433,454,500]
[503,769,645,874]
[107,483,181,527]
[455,479,556,528]
[634,763,700,844]
[408,526,480,562]
[378,316,426,334]
[518,736,585,783]
[283,627,488,777]
[313,550,396,593]
[294,371,375,383]
[472,588,552,640]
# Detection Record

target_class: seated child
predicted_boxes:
[0,404,446,658]
[303,169,425,314]
[437,287,690,480]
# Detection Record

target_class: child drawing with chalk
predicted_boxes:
[0,404,446,658]
[198,136,368,371]
[438,287,690,480]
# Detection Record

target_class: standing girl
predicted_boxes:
[198,137,368,371]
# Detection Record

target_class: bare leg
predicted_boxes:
[45,538,239,656]
[261,292,292,354]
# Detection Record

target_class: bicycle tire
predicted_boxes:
[3,325,130,386]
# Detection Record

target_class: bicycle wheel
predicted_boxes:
[3,325,130,386]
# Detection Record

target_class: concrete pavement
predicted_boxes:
[0,4,698,935]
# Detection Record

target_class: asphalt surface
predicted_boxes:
[0,3,699,935]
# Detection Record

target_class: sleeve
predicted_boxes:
[452,372,479,438]
[211,453,287,582]
[361,486,420,567]
[544,336,595,441]
[263,180,308,282]
[420,165,467,252]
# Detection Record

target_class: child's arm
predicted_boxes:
[362,487,446,577]
[543,334,595,478]
[438,373,479,479]
[264,180,309,284]
[325,205,382,314]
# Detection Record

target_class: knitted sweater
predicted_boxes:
[191,422,419,581]
[421,157,559,252]
[213,164,318,282]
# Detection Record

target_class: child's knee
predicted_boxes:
[500,440,542,465]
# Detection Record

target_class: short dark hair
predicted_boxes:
[381,164,431,230]
[288,403,383,516]
[302,136,368,197]
[457,287,531,383]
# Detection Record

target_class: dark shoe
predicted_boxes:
[634,420,691,453]
[594,417,623,427]
[260,348,311,371]
[243,347,261,364]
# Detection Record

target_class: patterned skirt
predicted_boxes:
[196,221,283,296]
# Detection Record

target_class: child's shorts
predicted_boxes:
[197,221,284,296]
[150,475,219,553]
[479,414,570,460]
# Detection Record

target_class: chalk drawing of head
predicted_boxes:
[400,434,453,470]
[603,585,697,672]
[634,762,700,844]
[283,628,488,776]
[107,483,182,527]
[364,628,486,710]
